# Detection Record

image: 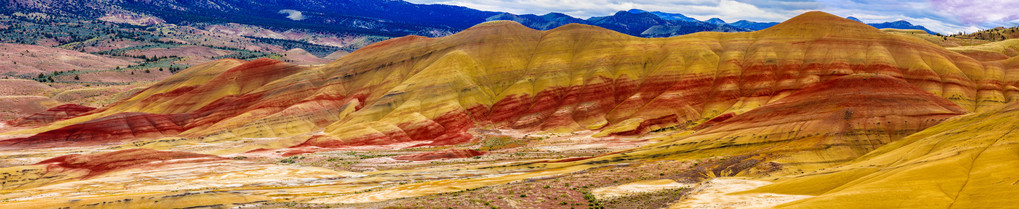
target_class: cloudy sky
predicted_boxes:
[405,0,1019,34]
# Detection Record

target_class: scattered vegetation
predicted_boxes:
[951,26,1019,41]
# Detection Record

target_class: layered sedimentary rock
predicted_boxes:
[2,58,311,147]
[4,11,1019,208]
[37,148,223,178]
[596,74,967,171]
[7,12,1018,153]
[0,112,192,148]
[947,39,1019,61]
[284,12,1010,150]
[0,96,60,124]
[0,149,224,192]
[394,149,486,161]
[10,104,96,127]
[751,100,1019,208]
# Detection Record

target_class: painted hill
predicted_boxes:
[9,11,1014,151]
[9,103,95,127]
[596,74,967,172]
[3,11,1019,208]
[947,38,1019,61]
[751,100,1019,208]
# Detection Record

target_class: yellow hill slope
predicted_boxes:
[749,101,1019,208]
[7,11,1019,154]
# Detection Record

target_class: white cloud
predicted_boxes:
[677,0,807,22]
[849,14,978,34]
[278,9,306,21]
[931,0,1019,24]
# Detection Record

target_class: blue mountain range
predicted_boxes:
[1,0,938,40]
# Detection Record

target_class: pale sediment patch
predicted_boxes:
[308,165,591,204]
[1,160,359,203]
[592,179,693,199]
[670,178,813,209]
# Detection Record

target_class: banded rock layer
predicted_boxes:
[37,149,223,178]
[7,12,1019,153]
[10,104,96,127]
[588,74,967,171]
[0,112,192,148]
[752,100,1019,208]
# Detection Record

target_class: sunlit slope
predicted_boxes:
[747,100,1019,208]
[304,11,1010,149]
[569,74,966,172]
[7,11,1018,152]
[0,58,333,148]
[948,39,1019,61]
[2,59,244,133]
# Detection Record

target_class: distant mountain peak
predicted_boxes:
[470,20,530,29]
[651,11,699,22]
[542,12,571,17]
[627,9,647,14]
[601,10,666,21]
[706,18,726,25]
[729,20,779,30]
[846,16,863,22]
[867,19,935,34]
[621,9,699,22]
